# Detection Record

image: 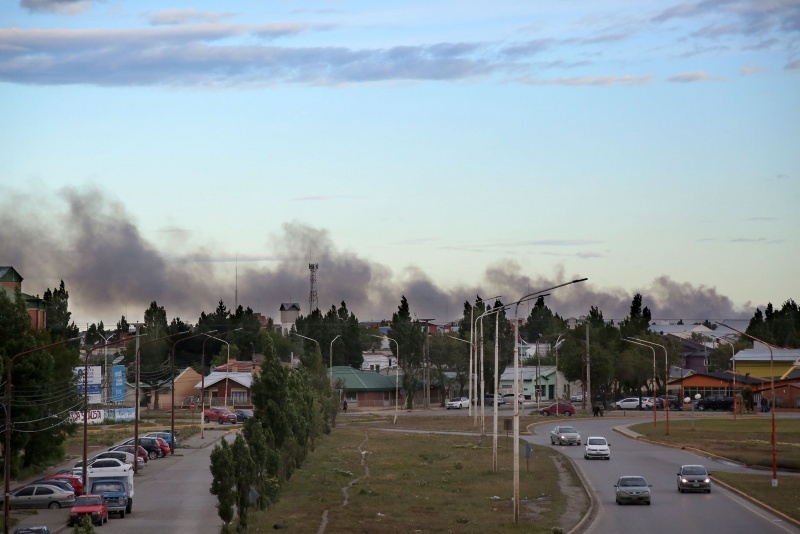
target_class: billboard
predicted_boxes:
[74,365,103,404]
[111,365,126,402]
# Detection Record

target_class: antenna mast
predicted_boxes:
[309,263,319,313]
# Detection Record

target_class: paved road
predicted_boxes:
[527,416,800,534]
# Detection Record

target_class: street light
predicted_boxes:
[170,330,216,453]
[717,336,738,421]
[553,334,565,415]
[371,334,400,423]
[623,338,658,428]
[511,277,587,522]
[717,322,779,487]
[329,335,341,385]
[468,296,501,420]
[627,338,670,435]
[685,393,701,431]
[4,336,81,534]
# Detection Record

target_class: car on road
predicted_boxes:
[614,475,652,505]
[0,483,76,509]
[584,436,611,460]
[677,464,711,493]
[68,494,109,526]
[481,394,505,406]
[446,397,470,409]
[539,402,576,416]
[204,407,237,424]
[550,425,581,446]
[613,397,643,410]
[696,396,734,411]
[234,409,254,422]
[570,392,584,402]
[13,528,52,534]
[503,393,525,405]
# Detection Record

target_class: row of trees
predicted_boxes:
[0,281,82,476]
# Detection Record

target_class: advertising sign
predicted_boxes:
[75,365,103,404]
[111,365,126,402]
[69,409,105,425]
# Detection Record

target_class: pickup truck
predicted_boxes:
[87,469,134,518]
[696,396,734,411]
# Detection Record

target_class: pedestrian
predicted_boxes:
[592,404,600,417]
[343,399,348,412]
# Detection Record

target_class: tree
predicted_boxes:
[43,280,79,340]
[294,301,364,369]
[388,296,425,409]
[747,299,799,348]
[231,433,255,532]
[522,296,565,340]
[209,439,235,530]
[619,294,651,339]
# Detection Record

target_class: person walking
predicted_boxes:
[342,399,348,412]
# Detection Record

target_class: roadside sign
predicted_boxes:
[190,402,196,410]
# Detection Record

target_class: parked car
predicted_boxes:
[696,396,734,411]
[118,437,164,459]
[503,393,525,405]
[204,407,237,424]
[30,480,75,495]
[677,464,711,493]
[234,409,254,422]
[73,458,132,478]
[109,444,149,464]
[0,483,76,509]
[614,475,652,505]
[613,397,643,410]
[146,431,180,449]
[570,392,584,402]
[657,395,682,409]
[550,425,581,445]
[480,394,505,406]
[152,437,171,456]
[446,397,470,409]
[539,402,576,416]
[42,473,83,496]
[584,436,611,460]
[68,494,109,526]
[94,450,144,471]
[13,528,52,534]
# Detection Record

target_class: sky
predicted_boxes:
[1,0,798,330]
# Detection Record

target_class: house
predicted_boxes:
[730,342,800,380]
[498,366,580,403]
[194,371,255,407]
[279,303,301,332]
[360,351,396,373]
[332,365,402,408]
[0,266,47,329]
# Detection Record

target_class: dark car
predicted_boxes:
[118,437,163,460]
[657,395,682,409]
[13,528,52,534]
[697,396,734,411]
[540,402,576,416]
[234,409,254,422]
[677,464,711,493]
[614,476,652,505]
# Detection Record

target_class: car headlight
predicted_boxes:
[681,478,688,483]
[704,478,710,483]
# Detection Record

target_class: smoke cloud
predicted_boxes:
[1,186,753,328]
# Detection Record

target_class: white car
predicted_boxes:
[584,436,611,460]
[613,397,643,410]
[570,392,584,402]
[446,397,470,409]
[72,458,132,478]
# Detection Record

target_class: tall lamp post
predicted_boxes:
[717,336,738,421]
[4,336,81,534]
[627,338,670,435]
[552,333,565,415]
[200,329,241,411]
[170,330,216,453]
[371,334,400,423]
[468,296,501,421]
[511,278,587,522]
[623,338,658,427]
[717,323,779,487]
[329,335,341,385]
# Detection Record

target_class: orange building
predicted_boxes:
[0,266,47,329]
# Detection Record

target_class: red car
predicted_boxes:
[539,402,577,416]
[204,407,237,424]
[68,494,108,526]
[44,473,83,496]
[153,437,171,456]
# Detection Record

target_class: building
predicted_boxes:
[0,266,47,329]
[279,302,301,332]
[498,365,580,403]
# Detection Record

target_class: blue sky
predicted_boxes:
[1,0,798,327]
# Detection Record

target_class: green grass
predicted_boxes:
[245,424,588,533]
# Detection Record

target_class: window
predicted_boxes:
[35,487,55,495]
[231,390,248,404]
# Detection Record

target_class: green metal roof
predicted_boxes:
[331,365,396,391]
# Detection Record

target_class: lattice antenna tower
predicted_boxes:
[308,263,319,313]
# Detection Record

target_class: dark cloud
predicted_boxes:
[1,187,752,328]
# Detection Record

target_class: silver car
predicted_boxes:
[550,425,581,446]
[1,483,76,509]
[615,476,652,505]
[677,464,711,493]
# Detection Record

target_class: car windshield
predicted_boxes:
[560,427,577,434]
[620,477,646,487]
[682,466,707,475]
[75,497,101,506]
[588,438,606,445]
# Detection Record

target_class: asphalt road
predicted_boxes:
[527,416,800,534]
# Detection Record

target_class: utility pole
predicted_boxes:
[585,320,591,410]
[419,319,435,409]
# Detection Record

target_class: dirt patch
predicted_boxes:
[552,455,589,531]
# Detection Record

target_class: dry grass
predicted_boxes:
[245,423,588,533]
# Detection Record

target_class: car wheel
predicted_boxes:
[646,501,651,505]
[678,488,683,493]
[542,411,550,416]
[605,457,610,460]
[48,501,61,509]
[564,411,572,416]
[120,510,125,519]
[204,416,210,423]
[148,450,158,460]
[698,405,705,411]
[616,499,621,505]
[706,489,711,493]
